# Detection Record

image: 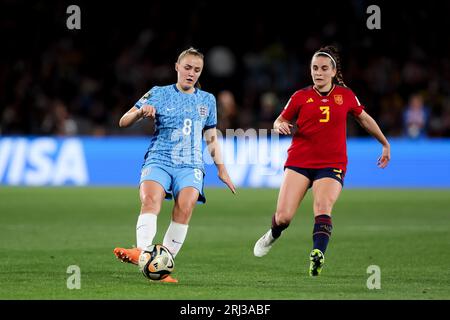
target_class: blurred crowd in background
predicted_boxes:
[1,0,449,138]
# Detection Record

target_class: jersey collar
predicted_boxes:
[313,84,335,97]
[173,84,198,94]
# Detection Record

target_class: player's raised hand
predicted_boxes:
[218,169,236,194]
[377,144,391,168]
[140,105,156,119]
[275,122,293,135]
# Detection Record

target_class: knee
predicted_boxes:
[173,200,195,224]
[314,197,337,213]
[140,193,162,213]
[275,209,293,226]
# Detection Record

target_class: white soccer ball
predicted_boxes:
[138,244,175,280]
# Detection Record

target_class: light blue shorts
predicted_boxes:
[139,164,206,203]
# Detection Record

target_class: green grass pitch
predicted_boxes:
[0,187,449,300]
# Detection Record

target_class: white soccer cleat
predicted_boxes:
[253,229,276,257]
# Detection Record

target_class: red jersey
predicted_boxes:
[280,85,364,171]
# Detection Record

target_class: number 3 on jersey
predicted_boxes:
[319,106,330,122]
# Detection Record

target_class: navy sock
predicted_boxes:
[271,214,289,239]
[312,214,332,253]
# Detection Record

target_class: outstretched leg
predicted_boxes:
[114,180,166,265]
[254,168,310,257]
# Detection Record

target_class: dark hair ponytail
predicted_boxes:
[315,45,346,87]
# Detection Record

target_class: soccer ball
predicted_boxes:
[138,244,175,280]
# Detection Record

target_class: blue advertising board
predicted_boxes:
[0,137,449,188]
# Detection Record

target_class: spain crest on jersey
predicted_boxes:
[334,94,343,105]
[197,105,208,118]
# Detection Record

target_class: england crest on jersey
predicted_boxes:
[197,105,208,118]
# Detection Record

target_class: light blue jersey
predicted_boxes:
[134,84,217,173]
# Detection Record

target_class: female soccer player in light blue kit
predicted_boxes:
[114,48,236,283]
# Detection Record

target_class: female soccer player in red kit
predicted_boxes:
[253,45,391,276]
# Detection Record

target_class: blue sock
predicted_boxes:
[312,214,332,253]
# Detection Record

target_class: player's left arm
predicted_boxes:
[204,128,236,194]
[355,110,391,168]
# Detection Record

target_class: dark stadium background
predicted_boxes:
[1,0,449,137]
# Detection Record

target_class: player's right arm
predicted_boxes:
[275,91,301,135]
[119,105,156,128]
[274,115,294,135]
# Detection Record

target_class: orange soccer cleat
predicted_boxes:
[160,275,178,283]
[113,247,142,265]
